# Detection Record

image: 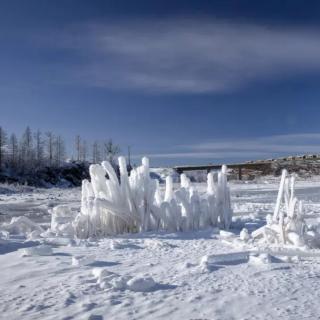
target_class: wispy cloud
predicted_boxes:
[42,19,320,93]
[133,133,320,161]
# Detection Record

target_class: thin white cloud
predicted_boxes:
[133,151,272,160]
[133,133,320,160]
[46,19,320,93]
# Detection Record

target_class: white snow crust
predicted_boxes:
[1,170,320,319]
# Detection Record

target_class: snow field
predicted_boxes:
[1,169,320,318]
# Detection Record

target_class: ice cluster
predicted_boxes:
[73,156,233,238]
[252,169,320,248]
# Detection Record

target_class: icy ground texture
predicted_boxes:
[75,157,232,237]
[1,178,320,319]
[2,231,320,319]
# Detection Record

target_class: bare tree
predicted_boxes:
[0,127,7,171]
[103,139,120,165]
[80,139,88,162]
[75,135,81,162]
[92,141,101,164]
[54,135,66,167]
[46,131,54,166]
[8,133,18,168]
[34,130,44,168]
[0,126,124,177]
[20,126,34,171]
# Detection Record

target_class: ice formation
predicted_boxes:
[73,157,233,238]
[126,276,156,292]
[2,216,44,235]
[50,205,76,237]
[252,169,320,248]
[20,245,53,257]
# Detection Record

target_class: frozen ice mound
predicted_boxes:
[72,254,95,266]
[20,244,53,257]
[50,205,76,237]
[92,268,115,283]
[2,216,44,236]
[201,252,250,267]
[251,170,320,250]
[91,268,157,292]
[248,253,272,265]
[126,276,156,292]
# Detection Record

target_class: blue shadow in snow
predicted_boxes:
[0,240,39,255]
[88,260,121,267]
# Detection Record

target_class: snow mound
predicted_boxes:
[126,276,156,292]
[92,268,115,283]
[91,267,157,292]
[144,239,177,250]
[109,277,129,291]
[21,244,53,257]
[2,216,43,236]
[109,240,142,250]
[72,254,95,266]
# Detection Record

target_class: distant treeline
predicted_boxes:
[0,126,121,174]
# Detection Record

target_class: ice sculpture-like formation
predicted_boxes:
[73,157,233,238]
[252,169,320,248]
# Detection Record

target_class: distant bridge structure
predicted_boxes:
[173,162,274,180]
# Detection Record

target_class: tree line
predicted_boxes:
[0,126,121,174]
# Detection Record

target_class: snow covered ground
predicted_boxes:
[1,177,320,320]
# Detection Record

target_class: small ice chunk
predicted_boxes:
[21,245,53,257]
[92,268,112,279]
[92,268,116,284]
[109,277,128,290]
[201,252,249,265]
[3,216,43,235]
[72,255,95,266]
[219,230,235,238]
[249,253,272,265]
[45,237,74,246]
[126,276,156,292]
[99,280,112,290]
[287,232,305,247]
[0,230,9,240]
[110,240,125,250]
[50,205,76,237]
[240,228,250,242]
[27,230,42,240]
[266,214,273,226]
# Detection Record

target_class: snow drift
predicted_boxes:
[73,157,233,238]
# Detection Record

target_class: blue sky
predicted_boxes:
[2,0,320,166]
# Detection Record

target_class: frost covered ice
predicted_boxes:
[50,205,76,237]
[2,174,320,319]
[251,169,320,249]
[72,254,95,266]
[20,245,53,257]
[73,157,233,237]
[2,216,43,235]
